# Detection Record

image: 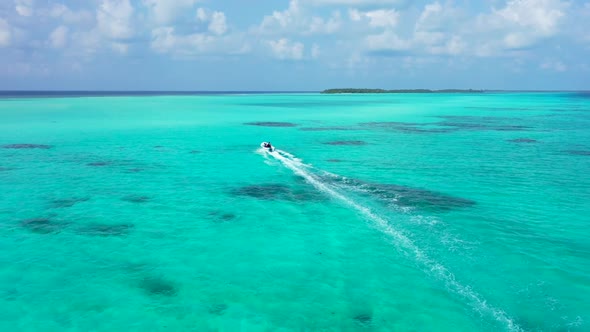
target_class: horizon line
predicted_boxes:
[0,89,589,92]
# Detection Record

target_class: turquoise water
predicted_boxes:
[1,92,589,331]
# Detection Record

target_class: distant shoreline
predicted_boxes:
[321,88,485,94]
[0,90,587,99]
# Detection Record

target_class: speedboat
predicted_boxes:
[260,142,275,152]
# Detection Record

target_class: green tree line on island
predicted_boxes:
[321,88,485,94]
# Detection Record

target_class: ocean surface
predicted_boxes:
[0,92,589,331]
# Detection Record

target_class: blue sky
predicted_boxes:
[0,0,589,90]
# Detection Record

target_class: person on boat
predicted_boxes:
[264,142,272,149]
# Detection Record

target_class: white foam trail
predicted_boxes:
[268,149,522,332]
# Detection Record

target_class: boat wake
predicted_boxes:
[263,148,522,332]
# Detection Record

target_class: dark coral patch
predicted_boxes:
[324,141,367,146]
[139,276,178,297]
[77,223,134,237]
[354,314,372,326]
[208,304,228,315]
[51,197,90,208]
[565,150,590,156]
[359,122,453,134]
[232,184,291,200]
[244,122,297,127]
[360,121,423,128]
[21,218,68,234]
[434,116,532,132]
[87,161,111,167]
[387,184,476,211]
[122,195,150,203]
[299,127,357,131]
[209,211,236,222]
[508,138,538,143]
[231,183,324,202]
[324,177,475,212]
[2,144,52,149]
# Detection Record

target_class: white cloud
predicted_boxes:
[15,0,33,17]
[305,0,406,6]
[307,12,341,34]
[49,25,68,48]
[473,0,569,54]
[208,11,227,35]
[493,0,566,36]
[349,9,399,28]
[260,0,301,31]
[49,4,94,25]
[541,60,567,72]
[111,42,129,54]
[196,8,208,22]
[150,26,246,56]
[412,2,467,55]
[0,19,11,47]
[258,0,341,35]
[311,43,320,58]
[194,8,228,35]
[143,0,197,25]
[365,30,411,52]
[268,38,305,60]
[415,2,461,32]
[70,30,102,56]
[97,0,134,40]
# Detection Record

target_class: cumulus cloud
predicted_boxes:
[412,2,467,55]
[97,0,134,40]
[15,0,34,17]
[311,43,320,58]
[49,4,94,25]
[111,42,129,54]
[196,8,228,35]
[268,38,305,60]
[492,0,566,36]
[258,0,342,35]
[365,30,411,53]
[70,30,102,56]
[349,8,399,28]
[473,0,569,54]
[541,60,567,72]
[0,19,11,47]
[49,25,68,48]
[209,11,228,35]
[304,0,406,6]
[143,0,198,25]
[150,26,246,56]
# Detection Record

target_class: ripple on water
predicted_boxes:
[324,140,367,146]
[244,122,298,127]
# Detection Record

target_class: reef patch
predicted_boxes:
[324,141,367,146]
[122,195,151,203]
[2,144,52,149]
[244,122,297,127]
[77,223,134,237]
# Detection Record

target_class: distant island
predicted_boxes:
[321,88,485,94]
